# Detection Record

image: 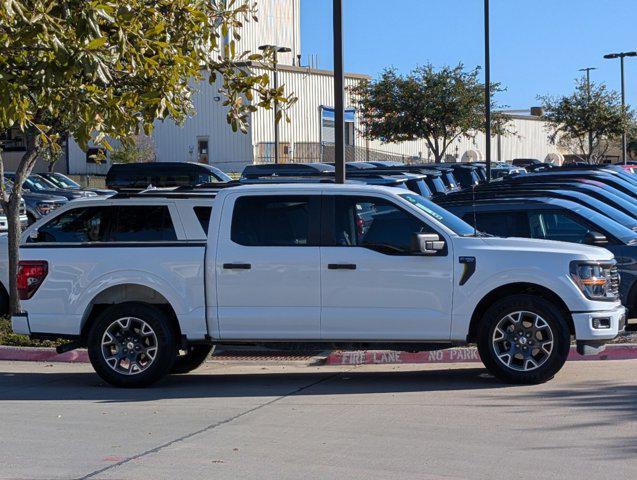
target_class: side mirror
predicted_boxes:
[413,233,446,255]
[584,231,608,245]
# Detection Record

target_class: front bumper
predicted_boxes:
[571,305,625,342]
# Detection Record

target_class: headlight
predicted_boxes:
[36,202,61,216]
[570,261,618,301]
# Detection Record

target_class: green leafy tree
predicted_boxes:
[539,79,633,163]
[0,0,295,313]
[349,64,510,163]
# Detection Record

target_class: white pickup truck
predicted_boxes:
[12,184,625,387]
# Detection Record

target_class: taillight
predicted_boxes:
[17,260,48,300]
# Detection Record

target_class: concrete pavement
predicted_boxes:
[1,360,636,479]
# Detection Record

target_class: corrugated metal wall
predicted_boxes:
[236,0,301,66]
[66,65,560,174]
[249,66,560,164]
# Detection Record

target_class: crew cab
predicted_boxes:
[12,184,625,387]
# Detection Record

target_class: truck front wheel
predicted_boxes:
[477,295,570,384]
[87,302,176,387]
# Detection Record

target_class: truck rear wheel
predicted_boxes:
[171,345,214,374]
[87,302,176,387]
[477,294,570,384]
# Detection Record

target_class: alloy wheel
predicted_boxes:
[491,311,554,372]
[101,317,158,375]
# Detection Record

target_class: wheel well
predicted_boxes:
[626,281,637,318]
[467,283,574,342]
[80,284,181,342]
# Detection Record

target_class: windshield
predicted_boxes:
[203,165,232,183]
[50,174,80,189]
[27,175,56,190]
[431,177,447,193]
[414,179,432,197]
[573,204,637,245]
[445,173,457,188]
[400,193,476,236]
[552,190,637,229]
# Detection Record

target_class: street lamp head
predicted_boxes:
[604,53,620,59]
[626,52,637,57]
[578,67,597,72]
[258,44,291,54]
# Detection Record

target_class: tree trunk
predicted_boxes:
[6,194,23,314]
[3,144,40,315]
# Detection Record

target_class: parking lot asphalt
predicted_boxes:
[1,360,637,480]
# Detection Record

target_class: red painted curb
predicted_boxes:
[326,344,637,366]
[1,344,637,366]
[0,346,89,363]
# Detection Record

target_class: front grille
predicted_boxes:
[609,265,620,299]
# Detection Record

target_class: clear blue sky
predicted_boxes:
[300,0,637,110]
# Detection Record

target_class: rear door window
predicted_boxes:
[231,196,316,246]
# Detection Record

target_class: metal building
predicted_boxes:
[2,0,562,175]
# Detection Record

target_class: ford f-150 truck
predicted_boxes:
[11,184,625,387]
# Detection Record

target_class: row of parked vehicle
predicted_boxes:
[0,172,115,231]
[7,157,633,387]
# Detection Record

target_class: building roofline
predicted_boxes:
[238,61,370,80]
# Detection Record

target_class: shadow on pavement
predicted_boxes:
[0,366,507,402]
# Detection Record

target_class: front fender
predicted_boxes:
[450,267,597,341]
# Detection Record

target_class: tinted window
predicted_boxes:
[194,206,212,234]
[462,211,529,238]
[32,207,110,243]
[334,196,431,255]
[528,211,590,243]
[232,196,312,246]
[109,206,176,242]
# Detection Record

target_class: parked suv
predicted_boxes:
[40,172,115,197]
[4,173,98,200]
[106,162,232,192]
[13,184,624,387]
[441,197,637,317]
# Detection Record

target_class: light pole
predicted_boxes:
[484,0,491,182]
[259,44,292,164]
[603,51,637,164]
[333,0,345,184]
[579,67,596,160]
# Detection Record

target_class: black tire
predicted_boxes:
[0,285,8,316]
[171,344,214,374]
[87,302,176,387]
[477,294,570,384]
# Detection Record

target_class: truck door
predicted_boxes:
[320,195,454,340]
[215,193,322,339]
